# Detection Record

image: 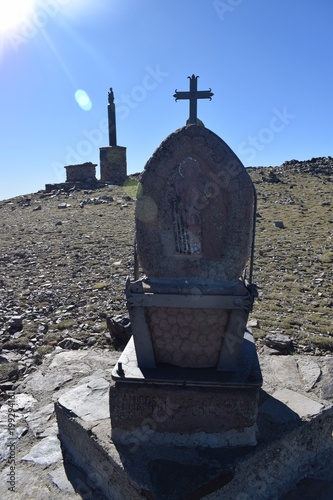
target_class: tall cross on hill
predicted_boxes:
[174,75,214,124]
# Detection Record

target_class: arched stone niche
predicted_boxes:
[136,124,255,282]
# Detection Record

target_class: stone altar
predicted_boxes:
[111,77,262,447]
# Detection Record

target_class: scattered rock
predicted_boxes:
[103,331,113,343]
[264,333,294,352]
[265,172,281,183]
[80,195,114,207]
[248,318,259,328]
[58,338,85,350]
[0,381,14,391]
[106,314,131,347]
[8,315,23,333]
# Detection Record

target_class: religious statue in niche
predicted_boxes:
[171,156,213,255]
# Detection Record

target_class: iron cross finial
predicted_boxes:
[174,75,213,124]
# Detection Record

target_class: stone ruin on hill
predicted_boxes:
[45,88,127,192]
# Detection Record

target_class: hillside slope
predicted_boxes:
[249,157,332,351]
[0,158,332,384]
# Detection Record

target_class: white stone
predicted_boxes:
[58,377,109,422]
[264,356,303,392]
[296,357,321,391]
[271,388,323,419]
[14,393,38,411]
[49,467,77,494]
[22,436,62,465]
[26,403,54,435]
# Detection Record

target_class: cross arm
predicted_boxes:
[173,91,190,101]
[196,89,214,100]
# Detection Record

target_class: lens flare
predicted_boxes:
[74,89,92,111]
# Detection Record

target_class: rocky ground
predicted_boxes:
[0,348,332,499]
[250,157,333,352]
[0,157,332,392]
[0,181,137,390]
[0,157,332,498]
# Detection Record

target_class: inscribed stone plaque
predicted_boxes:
[110,384,259,434]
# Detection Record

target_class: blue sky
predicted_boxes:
[0,0,332,200]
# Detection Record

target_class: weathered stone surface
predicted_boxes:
[322,357,333,375]
[264,332,293,351]
[13,393,38,410]
[260,388,324,423]
[26,403,55,435]
[65,162,97,183]
[205,408,333,500]
[136,124,254,281]
[148,306,229,367]
[261,356,303,392]
[58,377,110,422]
[49,467,77,494]
[0,348,332,499]
[21,435,63,465]
[296,357,321,391]
[0,468,58,500]
[58,338,85,349]
[100,145,127,184]
[0,428,12,461]
[273,220,285,228]
[106,313,131,347]
[110,383,259,446]
[20,369,74,393]
[321,380,333,400]
[130,124,256,370]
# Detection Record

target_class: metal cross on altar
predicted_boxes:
[174,75,214,124]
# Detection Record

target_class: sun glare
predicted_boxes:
[0,0,36,33]
[75,89,92,111]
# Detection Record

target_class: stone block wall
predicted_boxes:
[65,162,97,183]
[100,146,127,185]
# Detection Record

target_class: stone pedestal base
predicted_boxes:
[100,145,127,184]
[110,384,259,447]
[110,333,262,447]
